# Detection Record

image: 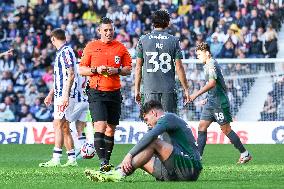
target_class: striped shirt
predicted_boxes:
[70,62,88,102]
[53,44,76,98]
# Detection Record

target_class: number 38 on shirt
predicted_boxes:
[146,52,172,73]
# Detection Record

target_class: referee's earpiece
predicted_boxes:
[206,51,210,56]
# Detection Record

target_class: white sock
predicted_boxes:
[67,149,76,161]
[85,122,94,144]
[241,150,249,158]
[52,147,62,162]
[78,133,86,147]
[116,167,126,177]
[70,122,81,150]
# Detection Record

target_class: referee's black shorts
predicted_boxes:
[87,88,122,125]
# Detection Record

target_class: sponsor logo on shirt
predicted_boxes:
[149,34,169,40]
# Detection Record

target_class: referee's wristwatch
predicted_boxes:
[117,68,122,75]
[91,67,97,74]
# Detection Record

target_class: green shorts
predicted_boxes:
[152,146,202,181]
[200,104,233,125]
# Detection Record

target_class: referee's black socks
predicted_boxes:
[94,132,106,162]
[197,131,207,156]
[227,130,246,153]
[104,135,114,162]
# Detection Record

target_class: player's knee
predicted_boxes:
[63,128,69,136]
[146,139,157,149]
[105,126,115,136]
[53,120,62,129]
[221,125,231,135]
[63,124,71,135]
[53,124,60,131]
[150,139,163,149]
[54,120,65,131]
[75,121,85,133]
[198,123,207,131]
[93,121,107,133]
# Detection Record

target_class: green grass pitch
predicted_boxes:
[0,144,284,189]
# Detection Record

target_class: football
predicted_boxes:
[80,143,96,159]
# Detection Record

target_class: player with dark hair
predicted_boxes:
[191,42,252,164]
[151,9,171,28]
[135,10,190,113]
[79,17,132,171]
[39,28,79,167]
[85,100,202,182]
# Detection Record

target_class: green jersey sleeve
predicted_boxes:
[136,38,143,58]
[206,61,217,80]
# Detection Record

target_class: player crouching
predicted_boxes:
[85,100,202,182]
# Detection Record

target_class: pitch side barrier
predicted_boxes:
[0,122,283,144]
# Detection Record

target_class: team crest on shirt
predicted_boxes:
[115,56,120,64]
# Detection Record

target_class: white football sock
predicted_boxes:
[117,167,127,177]
[85,122,94,144]
[70,122,81,150]
[52,147,62,161]
[241,150,249,158]
[67,149,76,161]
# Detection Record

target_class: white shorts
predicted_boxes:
[54,97,89,122]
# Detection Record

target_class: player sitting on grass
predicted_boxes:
[190,42,252,164]
[85,100,202,182]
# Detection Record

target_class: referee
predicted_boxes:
[79,17,132,171]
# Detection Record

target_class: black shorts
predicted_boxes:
[152,146,202,181]
[87,89,122,125]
